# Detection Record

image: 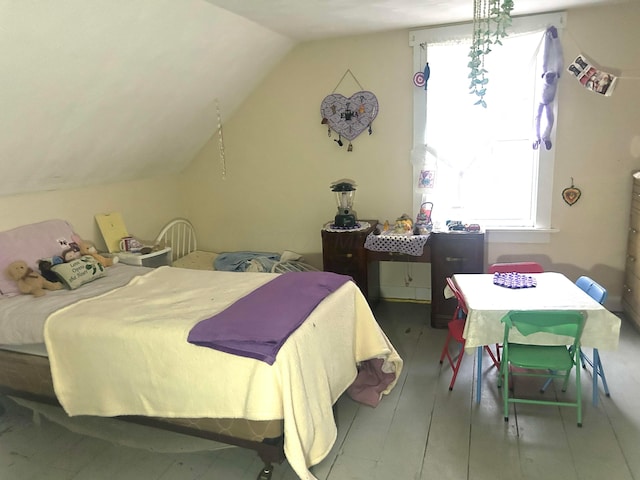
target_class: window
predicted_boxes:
[410,13,566,233]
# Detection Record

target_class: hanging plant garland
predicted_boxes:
[468,0,514,107]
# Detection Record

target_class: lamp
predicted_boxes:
[330,179,357,228]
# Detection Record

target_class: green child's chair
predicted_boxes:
[499,310,586,427]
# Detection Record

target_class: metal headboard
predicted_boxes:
[155,218,198,262]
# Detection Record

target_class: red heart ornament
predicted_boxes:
[320,91,378,141]
[562,186,581,206]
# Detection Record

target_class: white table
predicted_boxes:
[452,272,621,404]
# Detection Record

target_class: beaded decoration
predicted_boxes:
[493,272,538,289]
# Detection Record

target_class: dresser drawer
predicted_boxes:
[323,254,359,274]
[624,173,640,330]
[623,270,640,310]
[627,209,640,276]
[321,221,378,300]
[430,232,485,328]
[633,180,640,212]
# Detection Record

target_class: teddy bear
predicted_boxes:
[72,235,118,267]
[6,260,63,297]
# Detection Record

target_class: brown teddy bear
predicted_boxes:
[72,235,119,267]
[6,260,63,297]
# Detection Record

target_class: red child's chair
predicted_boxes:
[488,261,544,274]
[439,277,500,391]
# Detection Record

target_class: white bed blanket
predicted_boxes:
[44,267,402,480]
[0,263,152,345]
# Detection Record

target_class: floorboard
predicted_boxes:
[1,300,638,480]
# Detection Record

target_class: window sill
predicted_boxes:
[485,227,559,244]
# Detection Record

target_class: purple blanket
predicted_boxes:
[187,271,351,364]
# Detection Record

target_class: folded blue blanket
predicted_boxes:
[187,271,352,364]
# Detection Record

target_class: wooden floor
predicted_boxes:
[1,300,639,480]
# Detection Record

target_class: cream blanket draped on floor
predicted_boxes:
[44,267,402,480]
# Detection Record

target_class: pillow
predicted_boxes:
[51,256,106,290]
[0,219,76,295]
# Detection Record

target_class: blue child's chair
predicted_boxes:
[540,275,610,406]
[575,275,610,406]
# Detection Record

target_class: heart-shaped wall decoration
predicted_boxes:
[320,91,378,141]
[562,186,581,206]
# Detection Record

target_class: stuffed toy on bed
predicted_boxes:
[6,260,63,297]
[38,259,62,284]
[72,235,118,267]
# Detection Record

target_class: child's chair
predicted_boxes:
[540,275,610,406]
[439,277,499,391]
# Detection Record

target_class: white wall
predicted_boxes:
[180,29,413,265]
[0,176,183,251]
[181,3,640,306]
[0,3,637,307]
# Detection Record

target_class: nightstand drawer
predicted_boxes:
[321,220,378,300]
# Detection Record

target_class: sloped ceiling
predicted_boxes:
[0,0,293,196]
[0,0,621,196]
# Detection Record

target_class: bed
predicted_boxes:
[0,219,402,480]
[156,218,320,273]
[155,218,220,270]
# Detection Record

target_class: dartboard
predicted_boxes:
[320,91,378,141]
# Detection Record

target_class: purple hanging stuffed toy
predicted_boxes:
[533,26,563,150]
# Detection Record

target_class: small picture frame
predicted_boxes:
[418,169,436,189]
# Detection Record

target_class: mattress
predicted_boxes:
[0,264,401,479]
[0,347,284,443]
[171,250,219,270]
[0,263,152,345]
[0,262,284,451]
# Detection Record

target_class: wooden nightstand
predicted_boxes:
[321,220,379,300]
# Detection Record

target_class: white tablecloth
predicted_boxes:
[453,272,621,354]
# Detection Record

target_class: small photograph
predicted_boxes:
[579,67,597,86]
[418,169,436,189]
[574,55,589,70]
[567,54,618,97]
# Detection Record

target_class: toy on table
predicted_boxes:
[6,260,63,297]
[414,202,433,235]
[393,214,413,234]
